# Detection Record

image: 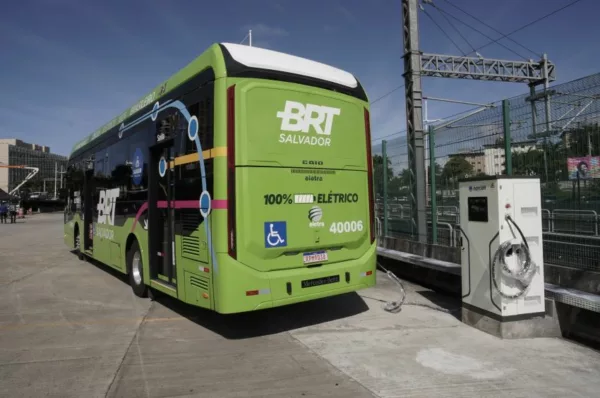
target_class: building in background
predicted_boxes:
[447,150,485,174]
[481,139,537,175]
[0,139,68,196]
[447,139,537,177]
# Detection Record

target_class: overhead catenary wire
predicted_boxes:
[429,4,530,60]
[370,101,502,143]
[372,2,580,143]
[468,0,586,56]
[431,2,477,55]
[371,1,584,137]
[438,0,542,59]
[370,84,405,105]
[372,129,408,142]
[421,7,466,55]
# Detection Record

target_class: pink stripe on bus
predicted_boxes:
[157,200,198,209]
[212,200,227,209]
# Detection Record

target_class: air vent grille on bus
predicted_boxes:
[182,236,201,258]
[181,211,201,231]
[190,275,209,290]
[180,210,202,260]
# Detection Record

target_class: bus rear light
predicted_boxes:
[227,85,237,259]
[246,289,271,296]
[364,108,375,244]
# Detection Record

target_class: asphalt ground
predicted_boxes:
[1,213,599,397]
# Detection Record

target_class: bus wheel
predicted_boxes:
[127,240,148,298]
[75,228,85,261]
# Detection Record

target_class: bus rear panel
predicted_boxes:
[216,78,376,313]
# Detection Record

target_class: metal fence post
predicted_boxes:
[428,125,437,244]
[503,99,512,175]
[382,140,389,237]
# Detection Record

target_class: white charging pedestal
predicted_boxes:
[458,176,558,339]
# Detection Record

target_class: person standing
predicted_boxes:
[0,202,7,224]
[8,202,17,223]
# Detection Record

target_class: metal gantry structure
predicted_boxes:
[0,164,40,196]
[401,0,556,243]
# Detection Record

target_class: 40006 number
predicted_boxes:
[329,221,363,234]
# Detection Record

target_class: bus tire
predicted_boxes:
[127,240,148,298]
[75,226,85,261]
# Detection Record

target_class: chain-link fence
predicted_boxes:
[374,72,600,272]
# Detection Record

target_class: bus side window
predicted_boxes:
[180,85,214,157]
[176,93,214,208]
[94,150,110,219]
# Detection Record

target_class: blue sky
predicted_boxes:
[1,0,596,156]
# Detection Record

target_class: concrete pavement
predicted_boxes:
[1,213,599,397]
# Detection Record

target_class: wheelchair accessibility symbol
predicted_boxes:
[264,221,287,248]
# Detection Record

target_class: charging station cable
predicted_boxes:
[376,261,406,313]
[491,215,539,299]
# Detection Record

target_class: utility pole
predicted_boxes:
[402,0,427,242]
[54,162,58,200]
[59,165,66,190]
[402,0,555,243]
[249,29,252,47]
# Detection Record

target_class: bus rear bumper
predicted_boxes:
[214,243,376,314]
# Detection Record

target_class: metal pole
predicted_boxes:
[382,140,389,238]
[249,30,252,47]
[529,84,539,151]
[54,162,57,199]
[402,0,427,242]
[503,100,512,175]
[428,125,437,244]
[543,53,551,183]
[529,84,548,182]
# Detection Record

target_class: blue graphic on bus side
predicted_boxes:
[264,221,287,248]
[132,148,144,185]
[158,157,167,177]
[114,98,220,274]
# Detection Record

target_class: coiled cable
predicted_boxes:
[491,215,539,299]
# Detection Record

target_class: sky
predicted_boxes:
[1,0,598,157]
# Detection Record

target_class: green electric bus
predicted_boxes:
[63,42,376,314]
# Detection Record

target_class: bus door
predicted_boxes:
[83,167,94,252]
[148,140,177,287]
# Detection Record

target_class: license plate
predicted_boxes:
[301,275,340,288]
[303,250,328,264]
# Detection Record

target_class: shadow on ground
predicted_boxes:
[157,290,369,339]
[414,289,462,320]
[76,252,371,340]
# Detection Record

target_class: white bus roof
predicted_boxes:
[221,42,358,89]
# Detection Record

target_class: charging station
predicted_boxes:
[458,176,553,338]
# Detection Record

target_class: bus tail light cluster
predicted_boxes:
[246,289,270,296]
[227,85,237,259]
[364,108,375,244]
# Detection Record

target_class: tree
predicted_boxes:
[562,123,600,157]
[427,163,442,185]
[388,176,409,198]
[442,156,473,183]
[398,168,411,188]
[512,143,568,183]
